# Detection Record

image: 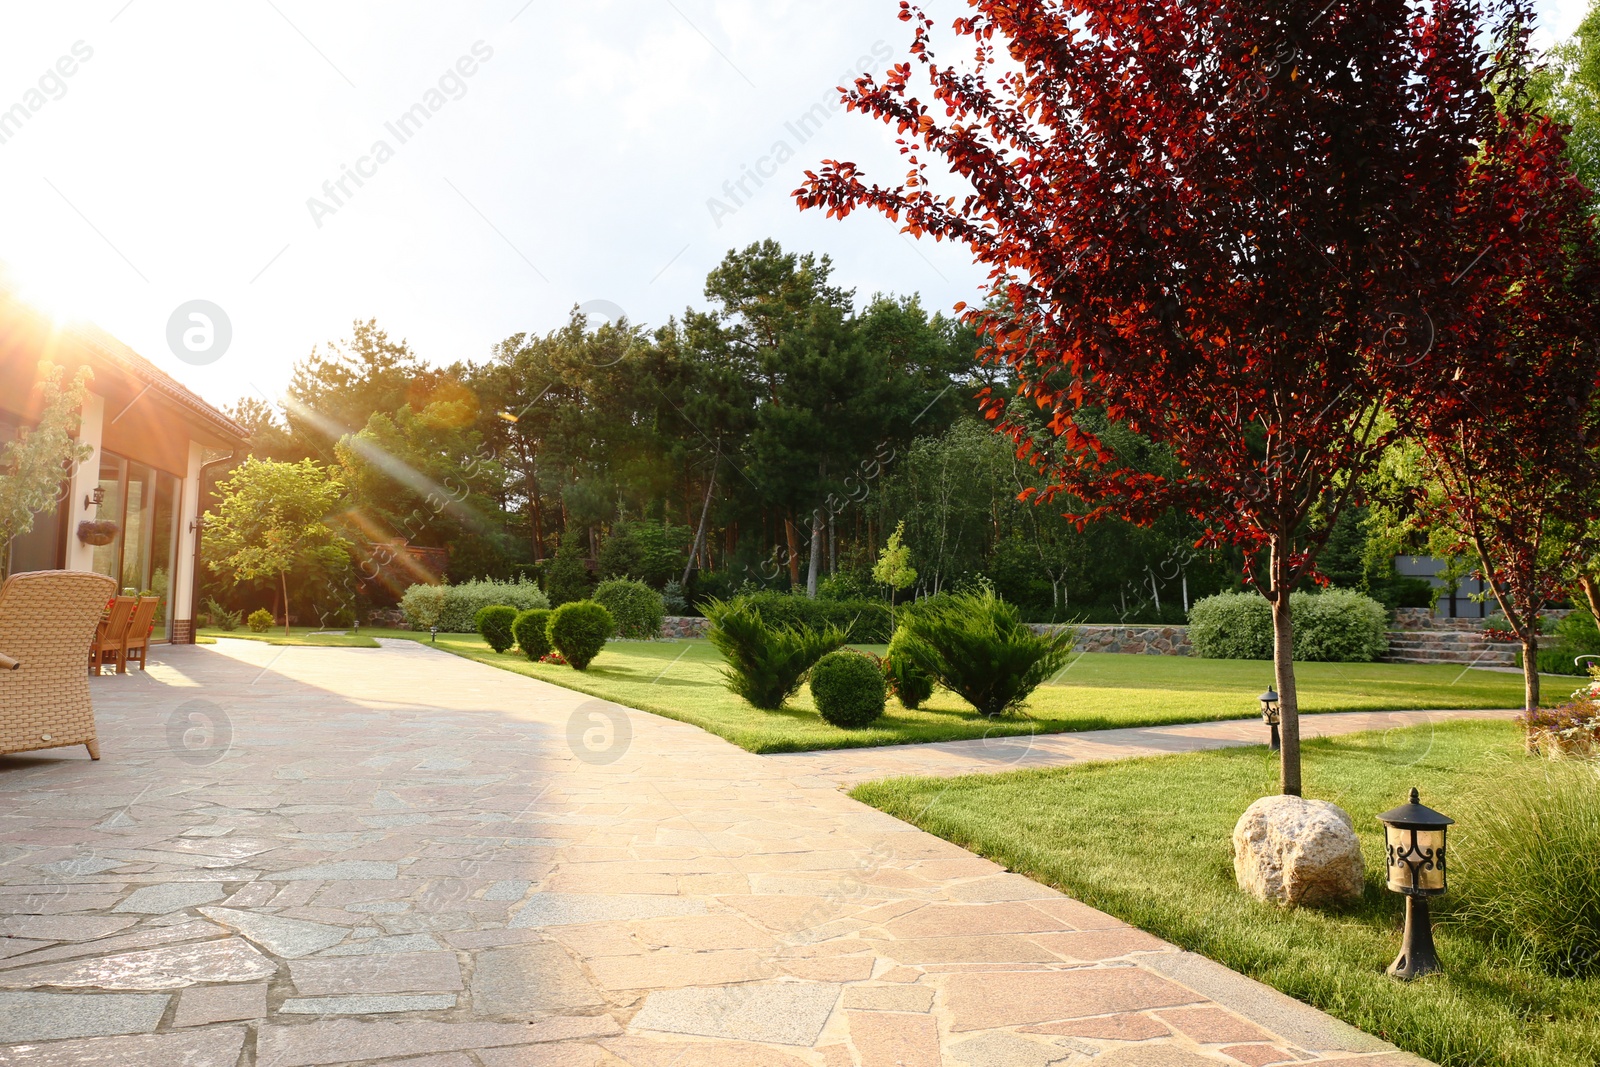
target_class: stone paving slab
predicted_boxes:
[0,638,1442,1065]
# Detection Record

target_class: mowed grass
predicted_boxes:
[851,720,1599,1067]
[370,630,1553,753]
[199,627,380,648]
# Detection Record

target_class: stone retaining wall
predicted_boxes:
[661,616,712,639]
[1031,623,1192,656]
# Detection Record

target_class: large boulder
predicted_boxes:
[1232,795,1364,906]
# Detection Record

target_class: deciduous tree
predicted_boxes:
[800,0,1520,794]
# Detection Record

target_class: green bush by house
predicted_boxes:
[474,605,518,654]
[1188,588,1387,662]
[547,600,613,670]
[512,608,553,661]
[811,650,888,728]
[704,596,844,709]
[593,578,666,639]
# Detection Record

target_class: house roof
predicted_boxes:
[68,319,251,446]
[0,290,250,448]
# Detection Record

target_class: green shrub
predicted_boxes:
[475,605,518,653]
[810,651,888,728]
[401,579,549,633]
[704,597,845,710]
[593,578,666,639]
[247,608,273,633]
[894,589,1075,718]
[547,601,613,670]
[545,533,594,607]
[733,591,891,643]
[513,608,553,661]
[399,583,446,631]
[1188,592,1273,659]
[1188,588,1387,662]
[884,629,936,709]
[1453,766,1600,976]
[206,597,241,632]
[1292,588,1388,662]
[661,580,688,615]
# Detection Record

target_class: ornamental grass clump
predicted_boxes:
[512,608,553,661]
[547,601,613,671]
[1452,765,1600,977]
[894,589,1075,718]
[474,605,518,654]
[811,651,887,728]
[704,597,844,710]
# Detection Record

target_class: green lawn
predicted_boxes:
[199,627,380,648]
[851,720,1597,1067]
[370,629,1555,753]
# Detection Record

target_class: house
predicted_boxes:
[0,294,250,643]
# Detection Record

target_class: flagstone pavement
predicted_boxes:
[0,638,1441,1067]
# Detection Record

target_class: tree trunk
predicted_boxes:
[281,570,291,637]
[1521,633,1540,716]
[1270,538,1302,797]
[806,509,824,598]
[784,512,802,588]
[1580,572,1600,623]
[683,447,719,589]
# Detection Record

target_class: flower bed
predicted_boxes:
[1520,671,1600,758]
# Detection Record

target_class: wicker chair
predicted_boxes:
[122,596,160,672]
[0,570,118,760]
[91,595,136,676]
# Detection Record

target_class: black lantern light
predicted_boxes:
[430,625,439,644]
[1377,787,1454,980]
[1259,687,1281,752]
[83,485,105,511]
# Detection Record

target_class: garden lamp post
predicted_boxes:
[1378,787,1454,980]
[1259,687,1281,752]
[430,625,439,644]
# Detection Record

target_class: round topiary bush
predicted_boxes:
[547,600,614,671]
[513,608,554,661]
[885,629,936,709]
[475,605,519,654]
[810,650,887,729]
[593,578,666,640]
[247,608,273,634]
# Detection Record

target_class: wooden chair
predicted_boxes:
[0,570,118,760]
[91,595,135,676]
[122,596,160,672]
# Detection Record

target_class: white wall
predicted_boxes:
[63,392,105,573]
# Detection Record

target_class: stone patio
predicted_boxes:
[0,638,1434,1066]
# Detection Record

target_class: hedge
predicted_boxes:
[731,591,892,643]
[401,578,550,633]
[1188,588,1388,662]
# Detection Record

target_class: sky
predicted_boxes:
[0,0,1590,413]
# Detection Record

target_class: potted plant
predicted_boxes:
[76,520,119,547]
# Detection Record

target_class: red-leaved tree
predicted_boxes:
[1402,106,1600,721]
[799,0,1522,794]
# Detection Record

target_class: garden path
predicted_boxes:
[0,638,1436,1067]
[765,708,1521,788]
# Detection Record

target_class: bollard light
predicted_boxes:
[430,625,439,644]
[1377,787,1454,980]
[1259,687,1281,752]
